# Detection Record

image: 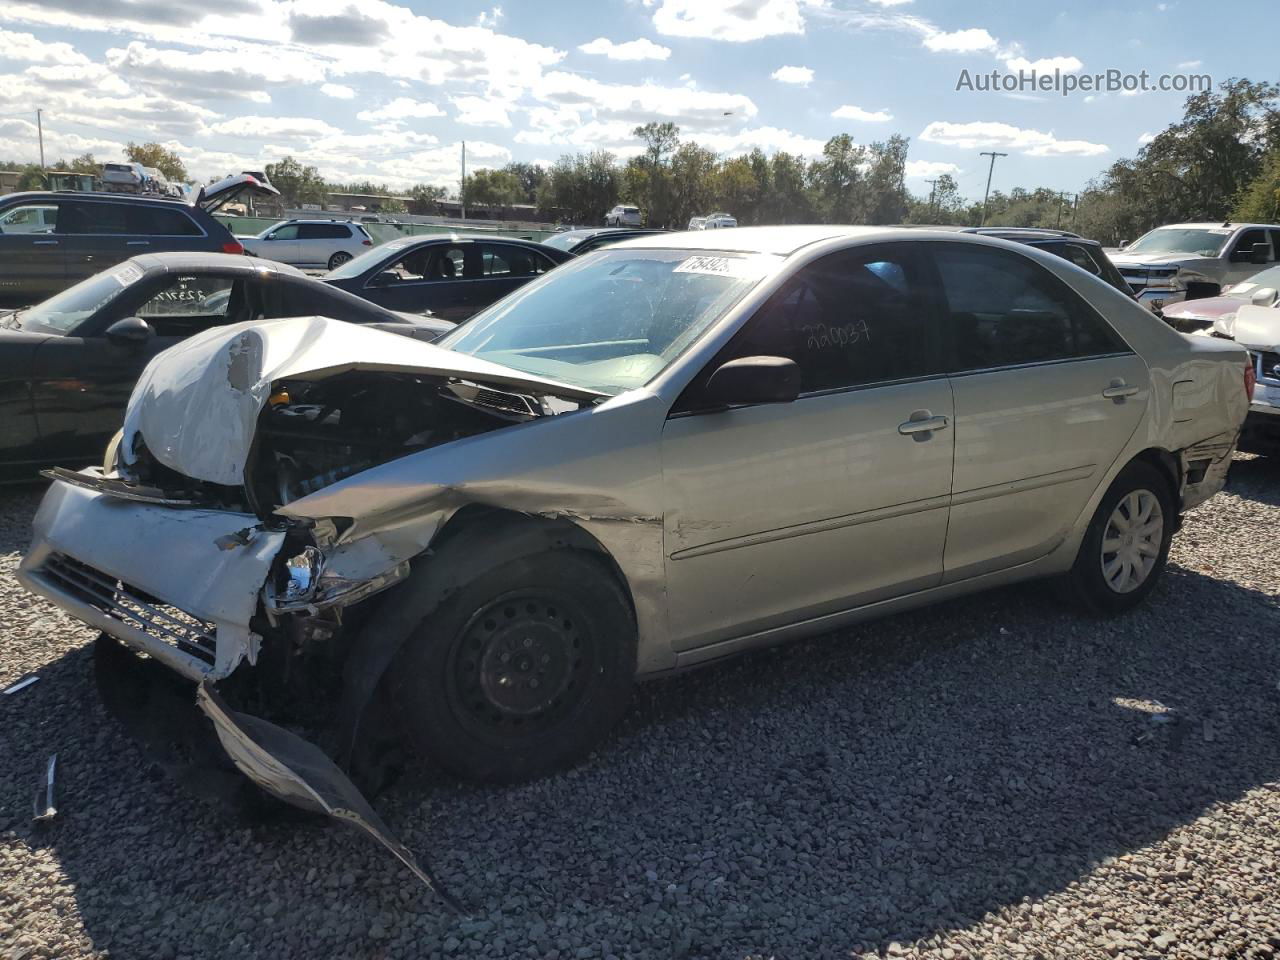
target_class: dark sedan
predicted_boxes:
[541,227,669,256]
[321,234,573,322]
[0,252,451,479]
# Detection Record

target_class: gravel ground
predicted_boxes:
[2,456,1279,960]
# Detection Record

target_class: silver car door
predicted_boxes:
[661,244,954,652]
[928,243,1148,582]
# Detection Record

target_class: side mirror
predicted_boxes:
[105,316,155,347]
[369,271,400,286]
[1250,242,1270,265]
[1251,287,1276,306]
[704,355,800,408]
[1119,240,1130,249]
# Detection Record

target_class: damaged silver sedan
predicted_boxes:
[19,226,1252,843]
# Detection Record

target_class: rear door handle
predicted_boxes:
[126,240,150,247]
[34,239,58,246]
[1102,379,1139,399]
[898,410,950,436]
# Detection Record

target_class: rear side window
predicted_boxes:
[128,206,202,236]
[298,223,351,240]
[724,244,942,393]
[931,245,1129,372]
[480,244,551,277]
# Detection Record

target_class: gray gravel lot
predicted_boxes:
[2,457,1279,960]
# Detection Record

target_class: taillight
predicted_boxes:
[222,240,245,255]
[362,238,372,245]
[1245,360,1256,401]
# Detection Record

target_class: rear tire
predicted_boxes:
[392,552,636,783]
[328,251,353,270]
[1065,461,1176,615]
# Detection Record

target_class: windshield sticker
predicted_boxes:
[113,263,144,288]
[1207,228,1232,235]
[673,255,770,278]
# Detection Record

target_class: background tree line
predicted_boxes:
[7,78,1280,241]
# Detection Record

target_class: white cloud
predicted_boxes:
[578,37,671,61]
[1138,131,1156,144]
[0,27,89,65]
[475,6,503,28]
[1005,55,1083,73]
[320,82,355,99]
[532,71,758,131]
[209,115,342,139]
[920,120,1109,157]
[832,104,892,122]
[105,40,323,103]
[1177,59,1202,69]
[651,0,828,42]
[452,95,511,127]
[25,63,130,96]
[771,65,814,86]
[922,27,997,53]
[905,159,960,180]
[695,125,828,157]
[355,97,446,123]
[867,0,912,5]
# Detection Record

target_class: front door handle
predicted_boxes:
[1102,379,1139,399]
[126,240,150,247]
[898,410,950,437]
[34,239,58,246]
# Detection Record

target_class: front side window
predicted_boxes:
[439,248,777,394]
[714,245,940,394]
[932,245,1128,372]
[57,201,132,235]
[268,224,300,241]
[0,204,58,234]
[1231,229,1269,260]
[135,274,235,323]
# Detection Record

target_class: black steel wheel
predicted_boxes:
[393,551,636,783]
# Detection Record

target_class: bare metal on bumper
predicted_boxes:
[18,478,285,681]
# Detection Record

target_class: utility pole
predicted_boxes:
[924,178,939,222]
[979,151,1007,226]
[36,108,45,169]
[1056,191,1067,229]
[460,140,466,221]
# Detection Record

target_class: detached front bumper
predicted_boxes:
[18,478,285,682]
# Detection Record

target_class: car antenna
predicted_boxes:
[1222,220,1231,227]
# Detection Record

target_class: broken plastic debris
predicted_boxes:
[195,684,464,913]
[3,675,39,695]
[33,754,57,823]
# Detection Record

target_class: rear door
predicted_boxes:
[472,243,556,312]
[0,200,67,302]
[927,242,1148,582]
[296,222,349,267]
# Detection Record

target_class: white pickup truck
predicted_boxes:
[1109,221,1280,312]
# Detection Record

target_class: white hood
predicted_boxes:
[1108,252,1195,267]
[1232,304,1280,353]
[121,315,605,486]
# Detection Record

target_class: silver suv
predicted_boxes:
[239,219,374,270]
[605,204,642,227]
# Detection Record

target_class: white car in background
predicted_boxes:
[605,204,643,227]
[238,218,375,270]
[690,213,738,230]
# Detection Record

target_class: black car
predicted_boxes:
[909,226,1132,297]
[321,235,573,322]
[0,174,280,305]
[0,252,451,479]
[541,227,669,256]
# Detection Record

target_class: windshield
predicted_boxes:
[540,231,589,252]
[437,248,779,395]
[1124,228,1230,257]
[324,237,410,279]
[17,262,142,333]
[1224,265,1280,297]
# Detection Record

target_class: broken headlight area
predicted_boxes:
[263,527,410,615]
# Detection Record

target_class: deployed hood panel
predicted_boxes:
[121,315,605,486]
[1232,304,1280,353]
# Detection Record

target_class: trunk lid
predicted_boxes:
[196,173,281,214]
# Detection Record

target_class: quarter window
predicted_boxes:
[931,245,1128,372]
[721,245,941,394]
[298,223,351,240]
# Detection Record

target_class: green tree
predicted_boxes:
[763,152,811,223]
[501,162,546,204]
[1232,147,1280,222]
[125,141,188,182]
[667,142,718,228]
[265,156,328,207]
[408,183,447,214]
[537,151,620,224]
[862,135,910,225]
[809,134,866,223]
[463,168,525,207]
[712,155,761,225]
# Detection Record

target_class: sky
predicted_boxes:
[0,0,1271,201]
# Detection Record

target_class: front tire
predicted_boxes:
[392,552,636,783]
[1065,461,1176,615]
[328,251,353,270]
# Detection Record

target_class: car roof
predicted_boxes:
[615,225,912,256]
[384,233,553,248]
[127,251,308,277]
[1,190,192,208]
[278,218,361,225]
[1154,221,1280,231]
